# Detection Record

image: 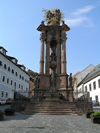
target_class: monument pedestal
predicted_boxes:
[44,92,61,101]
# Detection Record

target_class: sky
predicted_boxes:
[0,0,100,75]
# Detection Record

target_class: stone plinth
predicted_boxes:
[56,74,68,89]
[39,74,50,89]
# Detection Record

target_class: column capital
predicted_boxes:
[40,31,45,41]
[61,30,67,42]
[40,60,44,63]
[62,61,67,63]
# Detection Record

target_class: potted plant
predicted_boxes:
[85,108,94,118]
[4,108,15,116]
[91,111,100,124]
[0,110,4,120]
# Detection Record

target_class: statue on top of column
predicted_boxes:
[42,8,64,25]
[69,73,72,88]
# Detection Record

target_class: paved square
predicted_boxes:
[0,113,100,133]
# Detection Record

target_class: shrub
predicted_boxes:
[0,110,4,120]
[92,111,100,116]
[4,108,15,116]
[4,108,15,112]
[87,108,93,112]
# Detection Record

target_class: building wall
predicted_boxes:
[29,80,34,98]
[77,84,84,98]
[0,54,29,99]
[73,65,95,99]
[84,75,100,102]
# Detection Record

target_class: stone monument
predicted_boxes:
[34,8,73,102]
[11,9,93,115]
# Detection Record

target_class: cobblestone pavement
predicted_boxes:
[0,105,100,133]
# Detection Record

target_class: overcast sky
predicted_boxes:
[0,0,100,75]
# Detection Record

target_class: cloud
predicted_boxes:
[65,5,95,27]
[72,5,95,16]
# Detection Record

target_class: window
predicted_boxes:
[14,82,16,86]
[21,85,23,89]
[1,91,4,97]
[26,88,28,92]
[19,75,21,78]
[14,82,16,90]
[5,92,8,98]
[7,78,9,84]
[0,61,2,66]
[95,95,98,102]
[19,84,20,88]
[11,80,13,85]
[4,64,7,69]
[2,76,5,82]
[22,76,24,80]
[89,84,92,91]
[15,72,18,76]
[12,69,14,74]
[93,81,96,90]
[8,67,10,71]
[85,86,87,92]
[98,79,100,88]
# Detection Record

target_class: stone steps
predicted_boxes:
[21,101,83,115]
[21,111,80,115]
[25,107,78,110]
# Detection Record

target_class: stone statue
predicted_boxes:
[51,73,56,87]
[50,52,57,62]
[50,52,57,72]
[69,73,72,88]
[34,75,39,88]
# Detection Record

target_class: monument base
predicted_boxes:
[11,101,93,115]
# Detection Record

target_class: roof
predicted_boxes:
[75,64,95,85]
[82,64,100,84]
[0,51,29,76]
[77,64,100,86]
[72,72,80,78]
[7,55,18,61]
[0,47,7,52]
[27,69,38,78]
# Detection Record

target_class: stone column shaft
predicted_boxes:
[57,41,61,74]
[40,40,44,74]
[62,40,66,73]
[51,49,53,74]
[45,42,50,74]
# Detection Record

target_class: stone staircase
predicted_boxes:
[21,101,83,115]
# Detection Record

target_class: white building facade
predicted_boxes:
[0,47,29,99]
[84,75,100,102]
[77,64,100,103]
[73,64,95,98]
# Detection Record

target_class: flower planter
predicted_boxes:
[91,115,100,124]
[4,108,15,116]
[85,112,94,118]
[5,110,15,116]
[0,110,4,120]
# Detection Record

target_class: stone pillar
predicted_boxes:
[40,31,45,74]
[45,41,50,74]
[57,41,61,75]
[51,49,53,74]
[61,30,67,74]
